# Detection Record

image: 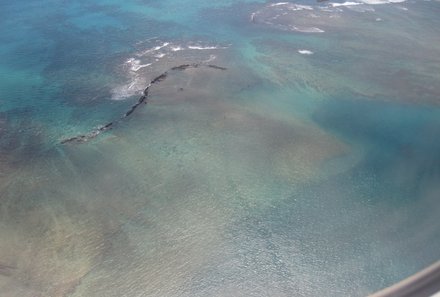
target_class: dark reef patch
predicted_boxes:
[0,264,15,277]
[207,64,227,70]
[151,73,168,84]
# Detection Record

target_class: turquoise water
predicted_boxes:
[0,0,439,296]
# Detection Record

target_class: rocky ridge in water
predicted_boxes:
[61,63,227,145]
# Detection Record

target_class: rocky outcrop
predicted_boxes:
[207,64,227,70]
[151,73,168,84]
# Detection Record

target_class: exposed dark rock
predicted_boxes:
[143,86,150,96]
[124,105,138,117]
[171,64,192,71]
[151,73,168,84]
[60,135,88,144]
[138,95,147,104]
[100,122,113,130]
[207,64,227,70]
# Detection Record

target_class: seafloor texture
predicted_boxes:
[0,0,439,296]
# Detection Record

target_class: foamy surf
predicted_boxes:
[171,46,184,52]
[298,49,314,55]
[360,0,406,4]
[125,58,152,72]
[330,0,405,6]
[111,39,229,100]
[188,45,219,50]
[251,0,409,34]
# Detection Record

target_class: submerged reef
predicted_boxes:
[0,263,15,277]
[61,63,226,145]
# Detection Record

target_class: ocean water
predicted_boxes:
[0,0,439,296]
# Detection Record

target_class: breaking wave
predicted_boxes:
[111,39,229,100]
[250,0,408,33]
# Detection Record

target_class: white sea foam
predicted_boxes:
[127,81,136,89]
[287,4,313,11]
[251,0,407,36]
[330,1,363,7]
[111,39,228,100]
[171,46,184,52]
[270,2,289,7]
[294,26,325,33]
[125,58,152,72]
[203,54,217,63]
[359,0,406,3]
[137,42,170,56]
[277,3,314,11]
[154,42,169,50]
[188,45,222,50]
[327,1,374,12]
[131,63,151,72]
[111,78,143,100]
[331,0,406,4]
[268,2,315,12]
[298,49,314,55]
